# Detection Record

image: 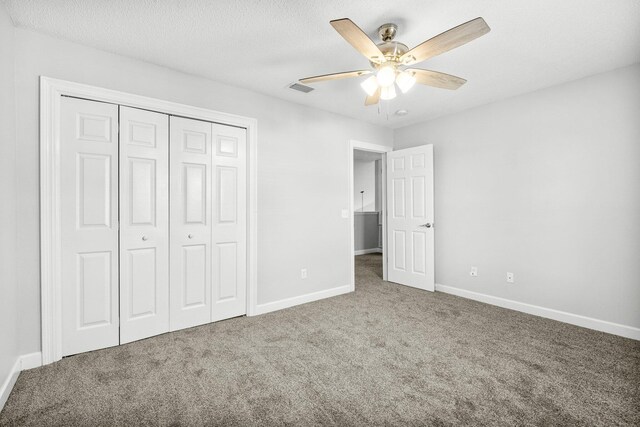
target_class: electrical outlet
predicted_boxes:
[506,272,514,283]
[470,266,478,277]
[341,209,349,218]
[301,268,308,279]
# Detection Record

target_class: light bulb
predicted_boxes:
[396,70,416,93]
[360,75,379,96]
[376,65,396,88]
[380,84,397,100]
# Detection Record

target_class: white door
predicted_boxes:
[60,97,119,356]
[169,117,213,330]
[211,124,247,321]
[119,106,170,344]
[386,145,435,291]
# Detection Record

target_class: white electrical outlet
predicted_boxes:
[301,268,308,279]
[470,266,478,277]
[341,209,349,218]
[506,272,514,283]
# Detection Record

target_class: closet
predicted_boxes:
[59,96,247,356]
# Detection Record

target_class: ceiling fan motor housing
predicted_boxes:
[376,41,409,62]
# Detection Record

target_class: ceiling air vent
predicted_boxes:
[288,82,314,93]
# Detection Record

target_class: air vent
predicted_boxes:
[289,82,314,93]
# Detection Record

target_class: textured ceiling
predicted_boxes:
[3,0,640,128]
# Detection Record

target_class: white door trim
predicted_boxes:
[348,140,392,291]
[40,76,259,365]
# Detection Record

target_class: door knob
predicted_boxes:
[419,223,432,228]
[188,234,193,239]
[141,236,148,241]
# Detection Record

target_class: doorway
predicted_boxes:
[348,140,392,290]
[349,141,436,293]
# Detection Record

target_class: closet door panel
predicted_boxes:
[60,97,119,356]
[170,117,212,331]
[211,125,247,322]
[119,106,170,344]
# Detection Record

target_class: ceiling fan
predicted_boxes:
[299,17,490,106]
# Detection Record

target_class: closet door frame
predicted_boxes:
[40,76,258,365]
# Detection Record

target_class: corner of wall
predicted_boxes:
[0,0,22,412]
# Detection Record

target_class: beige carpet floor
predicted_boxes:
[1,253,639,426]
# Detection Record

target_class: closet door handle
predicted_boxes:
[141,236,148,241]
[188,234,193,239]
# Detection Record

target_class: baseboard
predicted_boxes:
[354,248,382,255]
[0,351,43,411]
[435,284,640,341]
[253,284,352,316]
[0,358,21,411]
[20,352,43,371]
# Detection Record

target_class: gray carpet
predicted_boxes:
[1,254,639,426]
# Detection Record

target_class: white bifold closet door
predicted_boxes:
[170,118,248,329]
[60,97,248,356]
[119,106,170,344]
[169,117,213,330]
[60,97,120,356]
[211,124,247,322]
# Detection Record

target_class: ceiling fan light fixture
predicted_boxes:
[380,84,397,100]
[360,75,379,96]
[396,70,416,93]
[299,17,490,107]
[376,64,396,88]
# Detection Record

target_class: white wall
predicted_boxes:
[353,160,377,212]
[13,28,393,355]
[0,1,20,404]
[354,213,380,251]
[394,64,640,329]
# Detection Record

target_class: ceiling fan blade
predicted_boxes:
[400,17,490,65]
[407,69,467,90]
[330,18,385,63]
[365,87,381,106]
[300,70,371,84]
